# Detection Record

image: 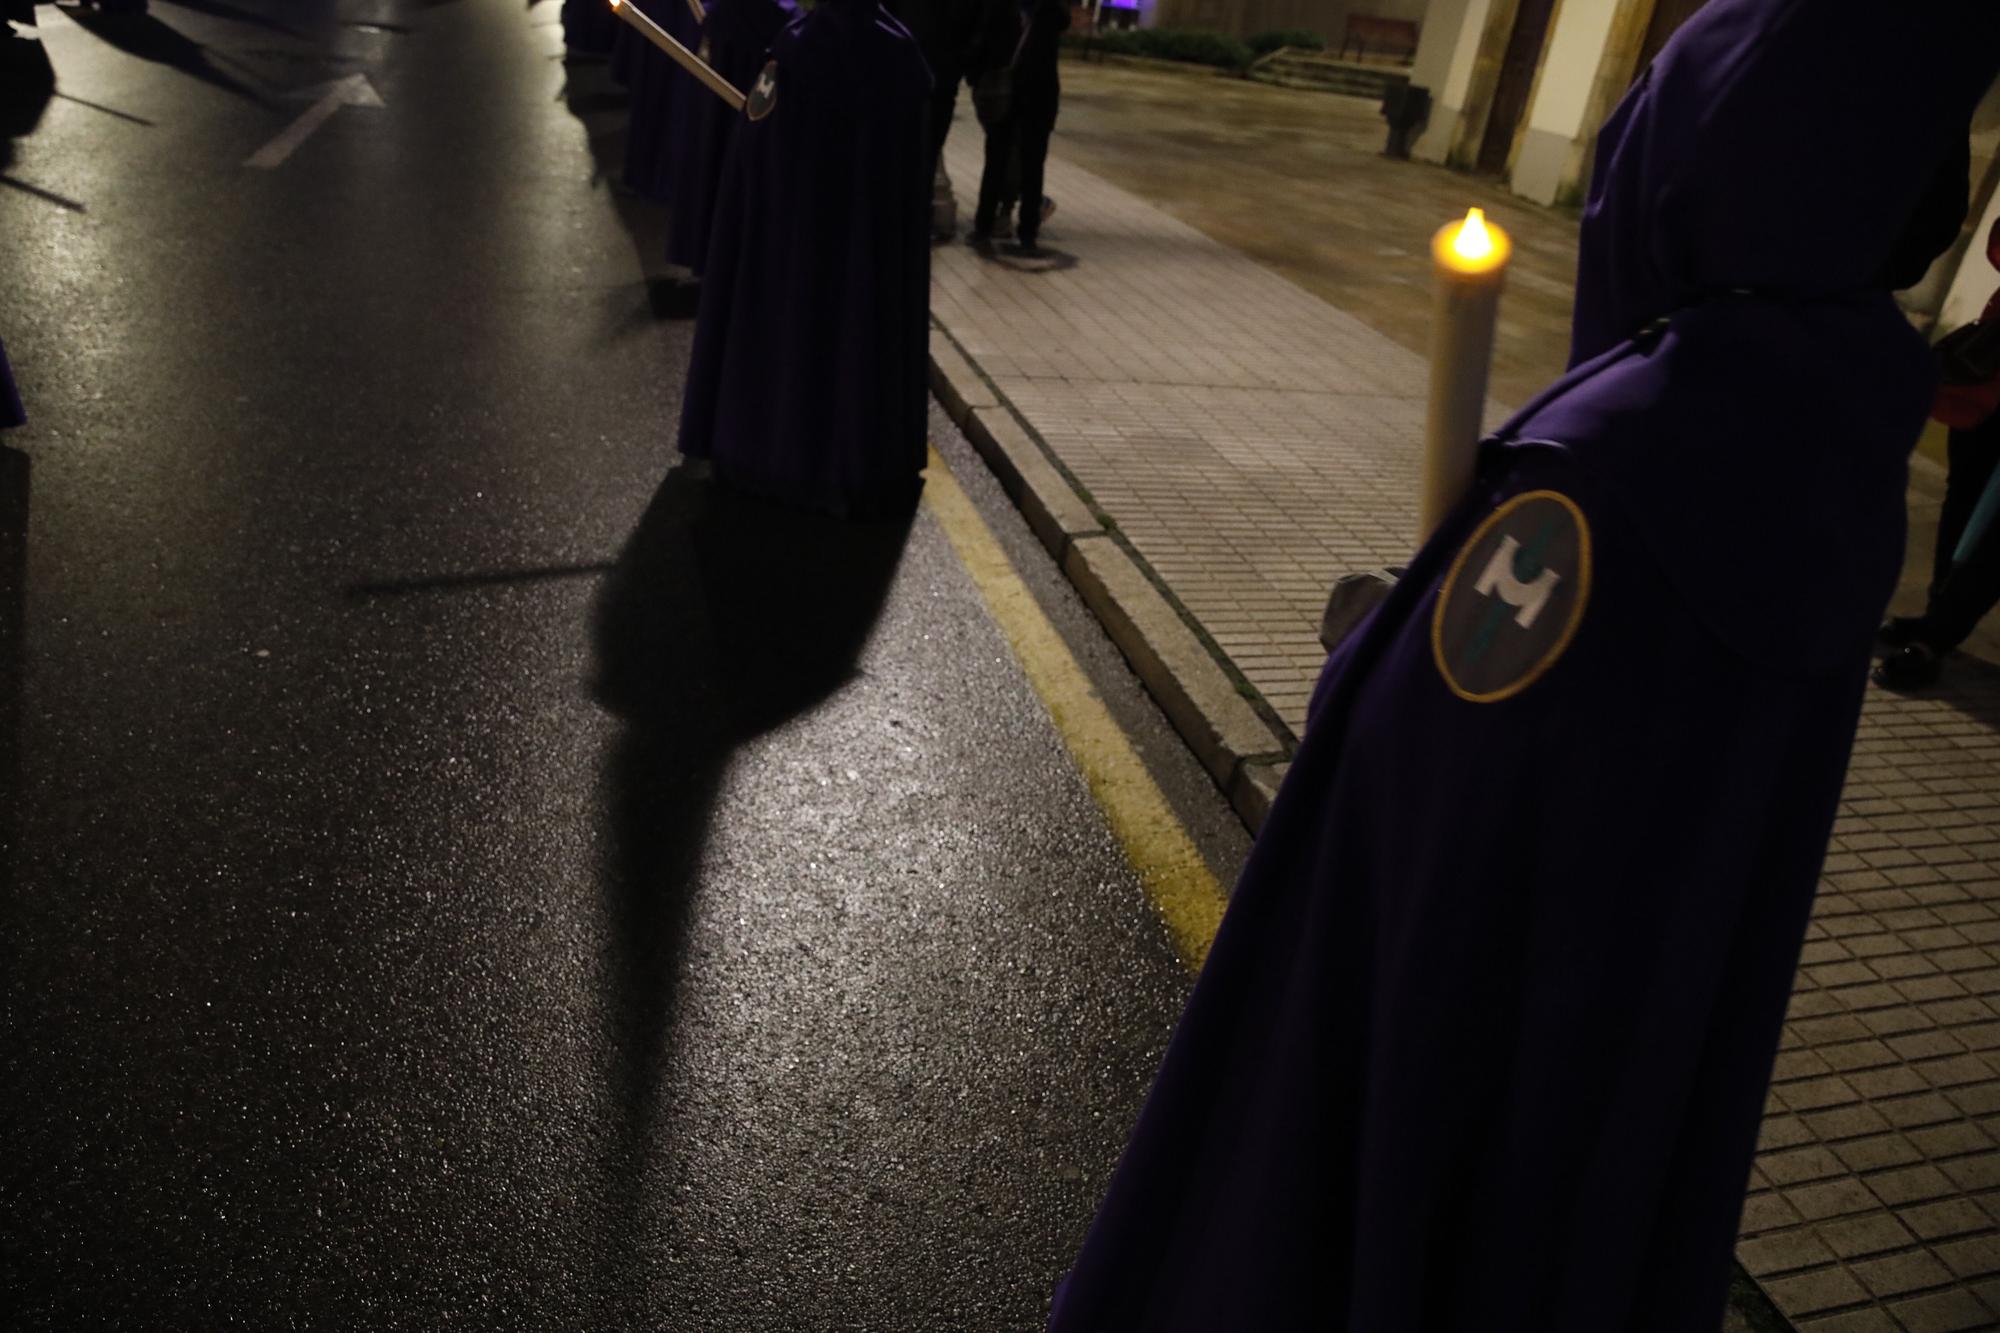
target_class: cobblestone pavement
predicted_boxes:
[935,67,2000,1332]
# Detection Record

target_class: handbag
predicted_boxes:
[1936,319,2000,386]
[970,8,1030,128]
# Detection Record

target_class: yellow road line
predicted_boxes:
[922,447,1228,971]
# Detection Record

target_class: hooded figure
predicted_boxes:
[620,0,701,197]
[662,0,797,275]
[1046,4,2000,1330]
[674,0,931,516]
[562,0,619,56]
[1,339,21,431]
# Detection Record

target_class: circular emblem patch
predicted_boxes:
[746,59,778,121]
[1430,489,1591,703]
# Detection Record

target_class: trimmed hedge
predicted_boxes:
[1246,28,1326,57]
[1076,27,1255,71]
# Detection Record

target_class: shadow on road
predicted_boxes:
[0,446,28,923]
[0,31,66,208]
[586,463,911,1319]
[558,57,693,321]
[63,7,271,106]
[153,0,309,41]
[1,23,55,133]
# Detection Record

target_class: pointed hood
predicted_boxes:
[1571,0,2000,365]
[1494,1,2000,673]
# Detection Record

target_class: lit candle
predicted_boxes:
[608,0,742,110]
[1421,206,1512,543]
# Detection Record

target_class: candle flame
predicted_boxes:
[1453,208,1493,262]
[1434,207,1510,276]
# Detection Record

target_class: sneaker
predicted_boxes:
[1873,642,1945,690]
[1877,615,1933,649]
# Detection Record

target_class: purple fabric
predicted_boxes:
[0,338,21,430]
[1046,4,2000,1331]
[611,6,642,84]
[621,0,702,199]
[563,0,619,54]
[662,0,796,274]
[674,0,931,516]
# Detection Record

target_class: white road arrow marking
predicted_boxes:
[244,74,384,170]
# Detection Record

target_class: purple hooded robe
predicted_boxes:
[620,0,701,198]
[1045,3,2000,1330]
[562,0,619,56]
[674,0,930,516]
[661,0,796,275]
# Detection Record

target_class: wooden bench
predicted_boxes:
[1339,15,1420,63]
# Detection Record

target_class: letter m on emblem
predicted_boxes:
[1473,535,1561,630]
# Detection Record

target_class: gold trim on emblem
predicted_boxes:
[1430,488,1593,704]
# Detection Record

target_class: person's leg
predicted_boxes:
[1014,111,1055,248]
[1878,418,2000,686]
[974,112,1016,239]
[1884,414,2000,651]
[1923,435,2000,654]
[1933,417,2000,597]
[927,73,960,189]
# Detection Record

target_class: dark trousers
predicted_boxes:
[974,108,1017,235]
[1012,107,1054,245]
[926,72,961,191]
[1925,414,2000,651]
[975,99,1055,241]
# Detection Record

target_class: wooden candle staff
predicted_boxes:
[609,0,743,111]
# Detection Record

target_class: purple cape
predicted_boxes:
[662,0,796,274]
[0,338,21,430]
[562,0,619,54]
[674,0,931,516]
[621,0,702,200]
[611,3,644,85]
[1046,3,2000,1330]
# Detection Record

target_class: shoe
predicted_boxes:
[968,227,993,247]
[1014,238,1044,257]
[1873,642,1945,690]
[1877,615,1933,649]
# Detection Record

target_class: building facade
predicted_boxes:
[1412,0,1702,206]
[1147,0,1426,44]
[1409,0,2000,329]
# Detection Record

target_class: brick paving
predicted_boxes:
[934,107,2000,1331]
[935,130,1505,732]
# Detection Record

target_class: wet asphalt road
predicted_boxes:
[0,3,1254,1327]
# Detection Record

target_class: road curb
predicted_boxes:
[929,325,1295,834]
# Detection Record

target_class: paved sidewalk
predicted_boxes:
[936,131,1504,736]
[933,112,2000,1333]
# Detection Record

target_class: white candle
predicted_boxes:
[609,0,742,110]
[1421,207,1511,544]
